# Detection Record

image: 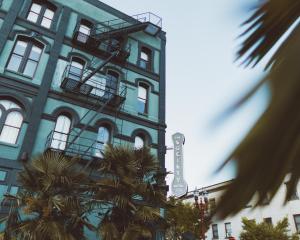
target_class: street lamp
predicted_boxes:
[193,188,209,240]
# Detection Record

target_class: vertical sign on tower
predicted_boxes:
[171,132,188,197]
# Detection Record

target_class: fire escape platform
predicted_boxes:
[94,22,158,40]
[60,65,127,109]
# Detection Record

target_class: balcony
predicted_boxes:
[93,12,162,39]
[60,65,127,108]
[45,131,108,161]
[72,29,131,62]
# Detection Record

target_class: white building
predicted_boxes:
[182,179,300,240]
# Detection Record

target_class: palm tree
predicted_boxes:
[217,0,300,218]
[93,145,168,240]
[0,152,95,240]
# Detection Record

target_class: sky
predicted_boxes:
[100,0,269,193]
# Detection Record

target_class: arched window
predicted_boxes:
[137,83,148,114]
[106,70,119,94]
[69,57,85,81]
[77,20,93,43]
[139,47,152,70]
[134,135,145,149]
[27,1,56,29]
[51,114,71,150]
[0,100,24,144]
[94,126,110,158]
[6,37,43,78]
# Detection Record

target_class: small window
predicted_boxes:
[0,100,23,144]
[294,215,300,233]
[106,70,119,95]
[137,84,148,114]
[51,114,71,150]
[264,217,272,225]
[27,1,56,29]
[134,135,144,149]
[76,20,93,43]
[95,126,110,158]
[6,38,43,78]
[209,198,217,213]
[68,57,85,81]
[0,184,8,201]
[139,47,152,70]
[286,183,299,201]
[212,224,219,239]
[9,186,19,195]
[0,171,7,181]
[225,222,232,238]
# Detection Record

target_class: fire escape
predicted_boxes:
[45,13,162,161]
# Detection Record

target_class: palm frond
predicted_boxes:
[217,0,300,218]
[237,0,300,68]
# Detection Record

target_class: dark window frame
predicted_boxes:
[6,37,43,78]
[137,83,149,115]
[106,70,119,94]
[51,113,73,150]
[224,222,232,238]
[0,100,25,145]
[139,46,153,71]
[26,0,57,29]
[263,217,272,225]
[212,224,219,239]
[286,182,299,201]
[294,214,300,233]
[68,56,86,81]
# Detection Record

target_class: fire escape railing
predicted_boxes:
[45,131,121,160]
[60,65,127,108]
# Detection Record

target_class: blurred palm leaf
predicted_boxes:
[217,0,300,218]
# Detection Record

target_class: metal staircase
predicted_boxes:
[45,12,162,160]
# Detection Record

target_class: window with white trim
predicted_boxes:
[294,215,300,233]
[51,114,71,150]
[137,84,148,114]
[212,224,219,239]
[6,38,43,78]
[68,57,85,82]
[27,1,56,29]
[77,20,92,43]
[225,222,232,238]
[95,126,110,158]
[139,47,152,70]
[134,135,144,149]
[0,100,24,144]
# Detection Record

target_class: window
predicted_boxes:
[27,1,56,29]
[286,183,299,201]
[0,100,23,144]
[51,115,71,150]
[137,84,148,114]
[68,57,85,81]
[6,38,43,78]
[294,215,300,233]
[108,37,122,52]
[77,20,92,43]
[264,217,272,225]
[95,126,110,158]
[225,222,232,238]
[106,70,119,95]
[209,198,217,213]
[139,47,152,70]
[212,224,219,239]
[0,171,7,182]
[134,135,144,149]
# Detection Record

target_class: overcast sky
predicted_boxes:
[100,0,268,193]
